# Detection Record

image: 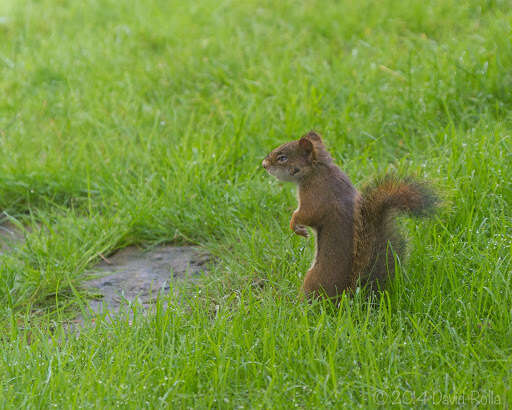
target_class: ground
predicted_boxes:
[0,0,511,407]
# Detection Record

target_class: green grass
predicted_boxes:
[0,0,511,407]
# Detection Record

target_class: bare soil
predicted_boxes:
[0,222,210,320]
[83,245,210,316]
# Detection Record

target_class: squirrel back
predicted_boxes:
[262,131,438,299]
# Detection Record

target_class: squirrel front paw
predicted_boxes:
[293,225,309,238]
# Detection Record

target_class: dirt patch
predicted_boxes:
[1,221,210,322]
[0,221,24,253]
[82,245,210,317]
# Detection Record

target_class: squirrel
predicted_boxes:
[262,131,437,300]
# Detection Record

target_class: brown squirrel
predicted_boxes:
[262,131,437,300]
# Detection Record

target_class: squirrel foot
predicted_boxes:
[293,225,309,237]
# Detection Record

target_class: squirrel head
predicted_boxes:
[262,131,332,183]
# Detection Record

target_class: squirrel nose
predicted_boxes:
[262,159,269,169]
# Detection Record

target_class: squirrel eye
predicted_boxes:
[277,155,288,163]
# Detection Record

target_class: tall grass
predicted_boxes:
[0,0,510,407]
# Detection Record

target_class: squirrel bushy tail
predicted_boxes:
[352,176,438,290]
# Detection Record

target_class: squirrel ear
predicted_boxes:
[299,137,314,154]
[304,130,322,142]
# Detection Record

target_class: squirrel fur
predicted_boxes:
[262,131,437,300]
